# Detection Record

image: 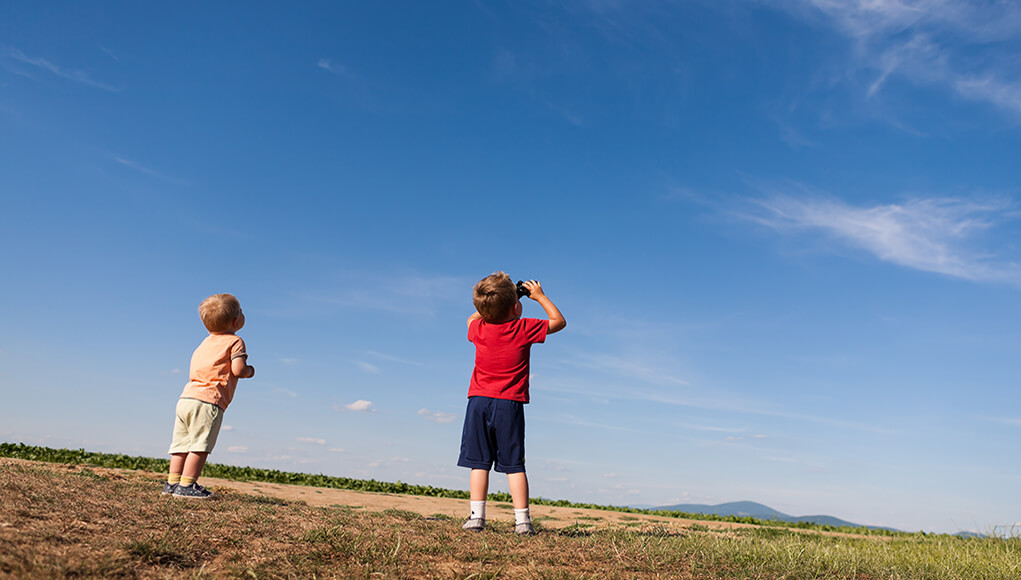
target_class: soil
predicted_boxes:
[195,472,752,533]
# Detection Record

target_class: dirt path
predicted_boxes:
[196,473,752,533]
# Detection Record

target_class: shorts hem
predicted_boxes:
[494,464,526,474]
[458,459,492,470]
[168,446,216,454]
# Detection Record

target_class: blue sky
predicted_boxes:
[2,1,1020,535]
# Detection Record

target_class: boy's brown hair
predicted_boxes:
[473,271,518,323]
[198,293,242,333]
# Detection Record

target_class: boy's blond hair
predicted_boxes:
[473,272,518,323]
[198,293,242,333]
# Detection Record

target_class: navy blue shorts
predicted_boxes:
[457,396,526,474]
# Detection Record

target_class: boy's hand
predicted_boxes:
[521,280,545,299]
[521,280,566,334]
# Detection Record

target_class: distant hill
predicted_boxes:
[652,501,892,531]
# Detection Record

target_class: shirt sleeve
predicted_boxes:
[229,337,248,360]
[524,318,549,344]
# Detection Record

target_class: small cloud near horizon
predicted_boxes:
[296,437,326,445]
[418,408,457,424]
[342,400,375,413]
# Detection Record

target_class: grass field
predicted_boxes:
[1,445,1019,579]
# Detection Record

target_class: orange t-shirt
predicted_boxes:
[179,333,247,411]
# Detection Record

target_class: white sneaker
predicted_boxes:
[515,522,536,536]
[461,517,485,531]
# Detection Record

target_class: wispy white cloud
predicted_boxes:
[296,437,326,445]
[227,446,247,453]
[955,76,1021,115]
[355,361,381,374]
[726,434,768,442]
[8,49,119,92]
[306,272,468,317]
[317,57,352,78]
[544,413,637,432]
[739,191,1021,284]
[542,374,896,434]
[776,0,1021,116]
[674,422,749,434]
[417,408,457,423]
[561,350,692,387]
[978,416,1021,428]
[113,156,190,185]
[272,387,298,398]
[363,350,426,367]
[340,399,375,413]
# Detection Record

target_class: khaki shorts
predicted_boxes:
[168,398,224,454]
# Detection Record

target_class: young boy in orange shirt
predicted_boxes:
[458,272,566,534]
[163,293,255,499]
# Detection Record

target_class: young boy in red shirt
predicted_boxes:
[458,272,566,534]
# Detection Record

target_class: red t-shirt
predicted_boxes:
[468,317,549,403]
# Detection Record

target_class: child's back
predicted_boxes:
[468,316,549,403]
[457,272,565,535]
[164,293,255,499]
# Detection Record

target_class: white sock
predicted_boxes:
[470,500,486,520]
[514,508,531,525]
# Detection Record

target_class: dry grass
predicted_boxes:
[0,461,704,578]
[1,460,1018,579]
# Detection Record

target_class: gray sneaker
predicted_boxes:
[461,517,485,531]
[173,482,215,499]
[161,481,178,495]
[515,522,536,536]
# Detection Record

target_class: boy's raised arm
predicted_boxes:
[521,280,566,334]
[232,356,255,379]
[468,311,483,327]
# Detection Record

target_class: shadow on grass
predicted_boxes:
[123,537,198,568]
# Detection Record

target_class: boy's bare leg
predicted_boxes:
[507,472,529,509]
[463,469,490,530]
[469,469,490,500]
[182,452,209,481]
[508,472,534,534]
[168,453,187,477]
